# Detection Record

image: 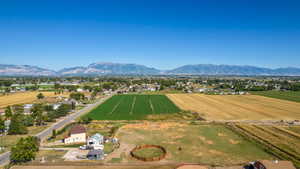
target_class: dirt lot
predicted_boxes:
[12,165,175,169]
[0,92,69,108]
[167,94,300,120]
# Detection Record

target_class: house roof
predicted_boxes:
[91,133,103,139]
[69,125,86,135]
[258,160,296,169]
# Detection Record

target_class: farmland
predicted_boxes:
[167,94,300,120]
[0,91,69,108]
[251,91,300,103]
[114,122,273,165]
[230,125,300,168]
[87,94,180,120]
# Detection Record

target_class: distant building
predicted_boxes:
[87,133,104,150]
[4,120,11,132]
[23,104,33,115]
[64,125,86,144]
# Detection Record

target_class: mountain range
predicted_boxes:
[0,63,300,76]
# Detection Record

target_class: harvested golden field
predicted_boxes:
[0,92,69,108]
[167,94,300,120]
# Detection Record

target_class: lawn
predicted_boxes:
[86,94,180,120]
[115,122,273,166]
[251,91,300,103]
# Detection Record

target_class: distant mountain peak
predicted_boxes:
[0,63,300,76]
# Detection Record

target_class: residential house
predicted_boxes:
[64,125,87,144]
[4,120,11,133]
[87,149,104,160]
[23,104,33,115]
[87,133,104,150]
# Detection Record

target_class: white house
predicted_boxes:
[87,133,104,150]
[64,125,87,144]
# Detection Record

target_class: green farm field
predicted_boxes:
[251,91,300,103]
[87,94,180,120]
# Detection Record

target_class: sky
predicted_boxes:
[0,0,300,70]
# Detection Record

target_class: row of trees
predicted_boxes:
[1,103,72,135]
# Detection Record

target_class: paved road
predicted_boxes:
[0,95,111,166]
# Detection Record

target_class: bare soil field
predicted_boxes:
[0,92,69,108]
[167,94,300,120]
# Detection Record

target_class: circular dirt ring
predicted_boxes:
[130,144,167,162]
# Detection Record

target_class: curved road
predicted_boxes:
[0,95,111,166]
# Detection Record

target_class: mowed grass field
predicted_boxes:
[251,91,300,103]
[115,123,272,165]
[87,94,180,120]
[0,92,69,108]
[167,94,300,120]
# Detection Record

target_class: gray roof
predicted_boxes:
[87,149,104,156]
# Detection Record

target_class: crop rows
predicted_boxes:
[87,94,180,120]
[230,124,300,168]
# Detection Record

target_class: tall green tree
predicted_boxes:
[8,112,28,135]
[69,92,85,101]
[10,136,39,164]
[4,106,12,119]
[0,116,5,133]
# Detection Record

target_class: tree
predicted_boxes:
[56,104,72,117]
[70,92,85,101]
[23,115,34,126]
[52,129,56,138]
[79,116,92,124]
[0,116,5,133]
[4,106,12,119]
[8,112,28,135]
[10,136,40,164]
[37,93,44,99]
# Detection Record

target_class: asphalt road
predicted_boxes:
[0,95,111,166]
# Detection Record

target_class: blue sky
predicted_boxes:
[0,0,300,70]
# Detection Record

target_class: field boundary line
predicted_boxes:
[130,96,136,115]
[149,97,155,114]
[109,96,124,115]
[272,126,300,140]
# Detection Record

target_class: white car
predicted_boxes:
[79,145,87,150]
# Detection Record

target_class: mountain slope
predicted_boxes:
[1,63,300,76]
[167,64,300,75]
[59,62,161,75]
[0,64,56,76]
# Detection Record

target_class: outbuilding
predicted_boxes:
[87,149,104,160]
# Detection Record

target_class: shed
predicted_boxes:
[87,149,104,160]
